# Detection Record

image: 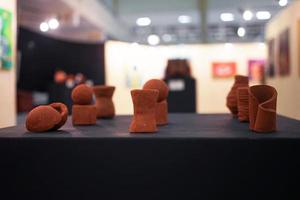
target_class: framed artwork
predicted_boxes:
[248,60,265,82]
[267,39,275,77]
[0,7,13,70]
[278,29,290,76]
[212,62,236,78]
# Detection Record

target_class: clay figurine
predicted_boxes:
[93,85,115,118]
[26,103,69,132]
[71,84,97,126]
[237,87,249,122]
[249,85,277,133]
[226,75,249,116]
[129,89,159,133]
[143,79,169,125]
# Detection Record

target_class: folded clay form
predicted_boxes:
[237,87,249,122]
[93,86,115,118]
[226,75,249,116]
[71,84,97,126]
[26,105,66,132]
[143,79,169,125]
[129,89,159,133]
[71,84,93,105]
[249,85,277,133]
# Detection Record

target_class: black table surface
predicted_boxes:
[1,114,300,200]
[1,114,300,139]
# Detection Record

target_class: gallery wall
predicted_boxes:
[105,41,266,115]
[265,0,300,120]
[0,0,16,128]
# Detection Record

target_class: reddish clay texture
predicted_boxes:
[26,105,62,132]
[156,100,168,125]
[72,105,97,125]
[71,84,93,105]
[93,85,115,118]
[237,87,249,122]
[226,75,249,116]
[49,102,69,130]
[129,89,159,133]
[249,85,277,133]
[143,79,169,102]
[143,79,169,125]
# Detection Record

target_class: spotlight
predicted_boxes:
[178,15,192,24]
[136,17,151,26]
[278,0,288,7]
[40,22,49,32]
[220,13,234,22]
[256,11,271,20]
[48,18,60,30]
[243,10,253,21]
[237,27,246,37]
[147,34,160,46]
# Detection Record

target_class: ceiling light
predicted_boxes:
[220,13,234,22]
[162,34,173,42]
[48,18,60,30]
[178,15,192,24]
[136,17,151,26]
[237,27,246,37]
[147,34,160,46]
[243,10,253,21]
[278,0,288,7]
[40,22,49,32]
[256,11,271,20]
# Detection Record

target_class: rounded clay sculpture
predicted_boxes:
[26,105,62,132]
[143,79,169,125]
[226,75,249,116]
[237,87,249,122]
[49,102,69,130]
[129,89,159,133]
[249,85,277,133]
[71,84,93,105]
[93,85,115,118]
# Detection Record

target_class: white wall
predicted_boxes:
[265,1,300,120]
[0,0,16,128]
[105,41,266,115]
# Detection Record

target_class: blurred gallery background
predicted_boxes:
[0,0,299,128]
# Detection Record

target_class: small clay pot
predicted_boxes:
[93,86,115,118]
[49,102,69,130]
[226,75,249,116]
[129,89,159,133]
[143,79,169,102]
[249,85,277,133]
[71,84,93,105]
[26,105,62,132]
[237,87,249,122]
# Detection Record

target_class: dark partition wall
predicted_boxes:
[17,28,105,92]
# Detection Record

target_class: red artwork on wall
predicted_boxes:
[212,62,236,78]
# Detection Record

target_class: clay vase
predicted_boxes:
[49,102,69,130]
[249,85,277,133]
[129,89,159,133]
[237,87,249,122]
[226,75,249,116]
[93,86,115,119]
[143,79,169,125]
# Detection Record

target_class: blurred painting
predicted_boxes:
[0,8,13,70]
[212,62,236,78]
[248,60,265,82]
[278,29,290,76]
[267,39,275,77]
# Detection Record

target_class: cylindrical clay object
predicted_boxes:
[93,86,115,118]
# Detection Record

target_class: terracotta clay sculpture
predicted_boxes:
[237,87,249,122]
[249,85,277,133]
[26,105,62,132]
[226,75,249,116]
[49,102,69,130]
[71,84,97,126]
[71,84,93,105]
[129,89,159,133]
[93,86,115,118]
[143,79,169,125]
